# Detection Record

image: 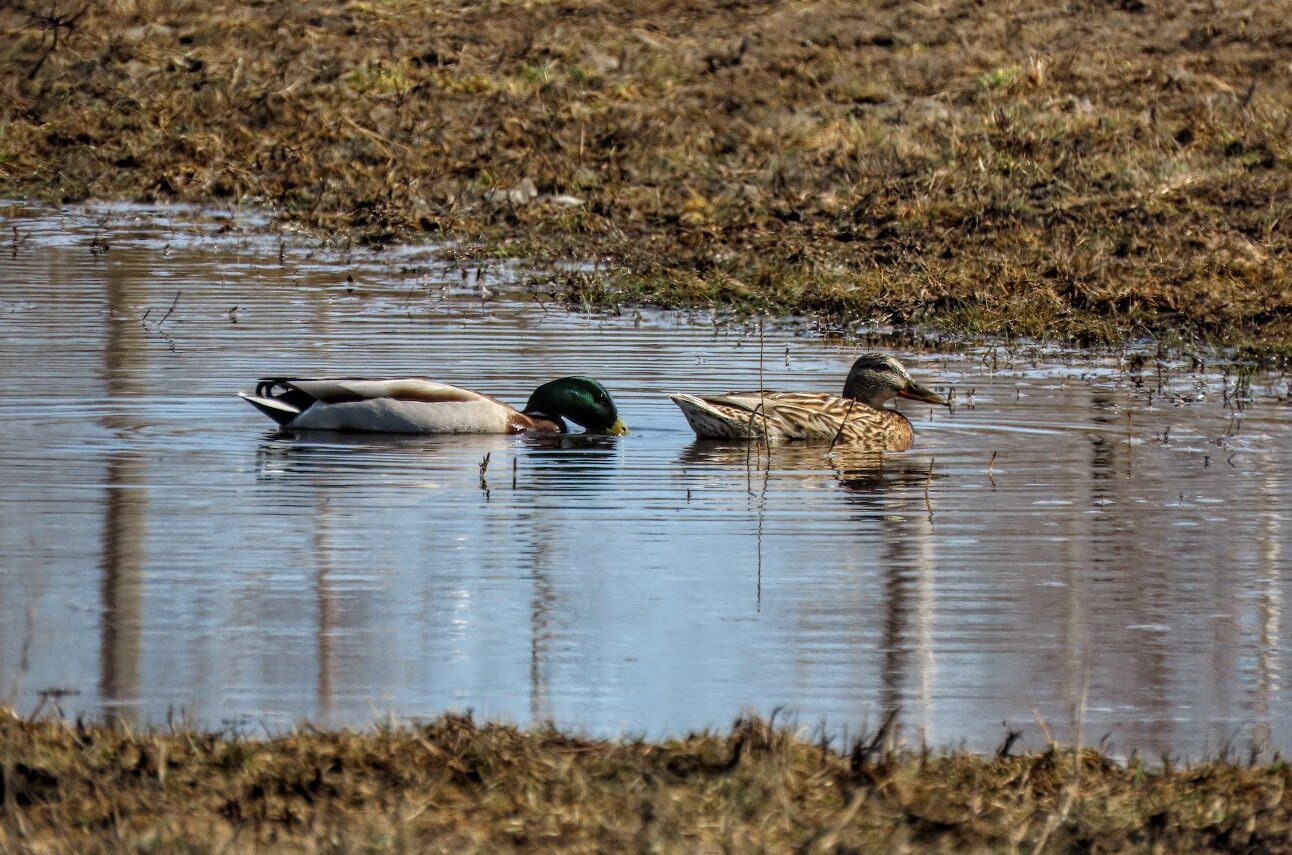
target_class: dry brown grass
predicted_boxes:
[1,0,1289,353]
[2,708,1290,854]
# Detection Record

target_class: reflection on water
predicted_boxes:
[100,250,148,724]
[1,202,1290,756]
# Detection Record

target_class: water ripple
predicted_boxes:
[0,202,1289,756]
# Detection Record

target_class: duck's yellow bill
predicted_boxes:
[899,381,948,406]
[607,418,630,436]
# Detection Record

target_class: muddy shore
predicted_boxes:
[3,711,1290,853]
[1,0,1289,354]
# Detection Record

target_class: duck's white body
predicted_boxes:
[240,378,534,434]
[288,396,513,433]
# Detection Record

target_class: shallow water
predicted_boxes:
[1,202,1289,756]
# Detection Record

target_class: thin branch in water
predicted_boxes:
[756,314,771,449]
[155,290,182,328]
[924,457,935,522]
[829,398,859,450]
[996,725,1023,759]
[4,604,36,708]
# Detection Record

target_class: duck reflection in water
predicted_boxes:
[247,429,622,723]
[678,440,938,737]
[677,441,934,500]
[252,430,621,494]
[516,433,621,492]
[253,432,514,482]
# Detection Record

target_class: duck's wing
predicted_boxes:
[240,377,515,432]
[260,377,486,405]
[672,391,890,443]
[714,391,876,441]
[669,393,766,439]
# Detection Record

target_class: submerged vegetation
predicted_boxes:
[0,0,1289,353]
[2,709,1291,854]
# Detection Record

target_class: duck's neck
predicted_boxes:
[845,387,894,410]
[520,410,567,433]
[841,375,896,409]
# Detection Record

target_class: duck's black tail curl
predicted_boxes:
[242,378,317,428]
[256,378,293,398]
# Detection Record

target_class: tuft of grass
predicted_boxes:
[2,708,1291,853]
[0,0,1289,353]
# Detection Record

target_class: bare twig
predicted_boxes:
[21,1,91,79]
[924,457,935,521]
[154,290,182,328]
[828,397,859,450]
[997,725,1024,758]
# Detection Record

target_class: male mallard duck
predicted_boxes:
[239,376,628,435]
[669,353,946,450]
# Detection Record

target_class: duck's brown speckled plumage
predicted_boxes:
[669,391,914,448]
[670,354,947,451]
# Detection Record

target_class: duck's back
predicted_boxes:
[671,391,914,450]
[248,377,518,434]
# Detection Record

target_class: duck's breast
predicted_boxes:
[838,409,912,451]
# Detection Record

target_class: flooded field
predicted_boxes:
[1,202,1288,757]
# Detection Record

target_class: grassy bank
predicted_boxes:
[2,710,1290,853]
[1,1,1290,353]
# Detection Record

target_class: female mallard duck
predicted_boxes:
[669,353,946,450]
[239,376,628,435]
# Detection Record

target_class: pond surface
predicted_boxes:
[1,202,1289,757]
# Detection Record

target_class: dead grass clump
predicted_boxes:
[0,0,1289,352]
[2,708,1291,853]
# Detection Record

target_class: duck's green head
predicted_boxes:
[525,377,628,435]
[842,353,948,409]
